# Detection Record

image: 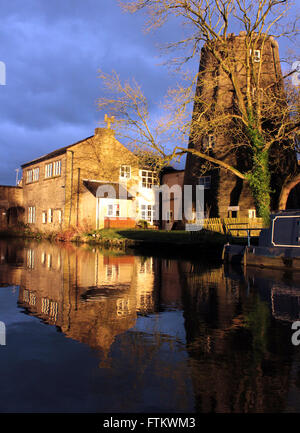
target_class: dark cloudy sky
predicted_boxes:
[0,0,298,185]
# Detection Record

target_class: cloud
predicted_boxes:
[0,0,179,184]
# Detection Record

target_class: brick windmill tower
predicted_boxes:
[184,32,298,219]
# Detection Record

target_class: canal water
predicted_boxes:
[1,238,300,413]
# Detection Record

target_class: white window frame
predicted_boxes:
[58,209,62,224]
[120,165,131,179]
[106,264,119,280]
[48,208,53,223]
[26,170,33,184]
[45,163,53,178]
[107,203,120,217]
[27,249,35,269]
[250,49,261,63]
[33,167,39,182]
[53,160,61,176]
[248,209,256,218]
[254,49,261,62]
[141,204,155,223]
[41,252,46,265]
[42,211,47,224]
[28,206,36,223]
[140,170,157,189]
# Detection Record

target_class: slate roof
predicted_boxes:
[21,136,93,168]
[83,180,134,200]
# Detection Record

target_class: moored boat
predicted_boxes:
[223,210,300,270]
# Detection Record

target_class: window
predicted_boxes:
[33,167,39,181]
[198,176,211,189]
[248,209,256,218]
[250,49,261,62]
[58,209,62,224]
[228,206,239,218]
[207,134,215,149]
[27,249,35,269]
[28,207,36,223]
[141,204,154,222]
[26,170,33,184]
[106,264,119,280]
[120,165,131,179]
[41,252,46,264]
[53,160,61,176]
[140,170,158,189]
[117,298,130,316]
[26,168,39,183]
[42,298,50,314]
[254,50,261,62]
[107,203,120,217]
[48,208,53,223]
[203,135,215,150]
[42,211,47,224]
[45,163,53,178]
[47,254,52,269]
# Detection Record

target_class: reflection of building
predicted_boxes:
[2,241,299,412]
[0,240,23,286]
[245,267,300,323]
[135,257,155,314]
[16,244,157,358]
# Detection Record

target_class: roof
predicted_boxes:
[0,185,22,189]
[83,180,134,200]
[21,135,93,168]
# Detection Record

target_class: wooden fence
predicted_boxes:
[201,217,264,237]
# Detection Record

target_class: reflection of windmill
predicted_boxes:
[271,285,300,322]
[245,267,300,323]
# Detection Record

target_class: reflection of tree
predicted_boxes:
[179,262,294,412]
[244,294,270,364]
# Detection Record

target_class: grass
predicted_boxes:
[84,228,228,246]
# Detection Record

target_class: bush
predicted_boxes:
[137,220,148,229]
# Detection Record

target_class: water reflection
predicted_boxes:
[13,243,157,359]
[1,239,300,412]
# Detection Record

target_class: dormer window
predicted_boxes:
[120,165,131,179]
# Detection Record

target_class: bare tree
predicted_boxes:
[99,0,300,222]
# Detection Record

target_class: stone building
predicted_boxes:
[0,185,24,229]
[19,125,157,232]
[184,32,299,218]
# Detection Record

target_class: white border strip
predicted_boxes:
[271,215,300,247]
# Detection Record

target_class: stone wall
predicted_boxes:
[0,186,24,229]
[184,33,298,218]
